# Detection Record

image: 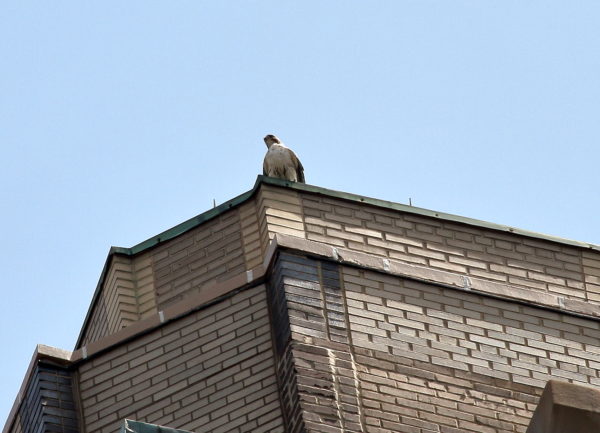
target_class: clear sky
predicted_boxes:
[1,1,599,425]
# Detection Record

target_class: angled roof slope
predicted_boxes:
[75,175,599,349]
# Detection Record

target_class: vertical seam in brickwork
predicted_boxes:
[317,263,344,429]
[316,264,331,342]
[71,369,87,433]
[257,191,271,255]
[337,267,366,433]
[299,193,308,240]
[241,202,255,270]
[150,252,161,319]
[132,257,143,325]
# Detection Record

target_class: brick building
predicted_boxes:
[4,176,600,433]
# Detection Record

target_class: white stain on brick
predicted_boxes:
[326,348,343,428]
[327,348,366,432]
[383,258,391,272]
[349,351,366,432]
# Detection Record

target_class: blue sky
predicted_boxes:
[2,1,600,424]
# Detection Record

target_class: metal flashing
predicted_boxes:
[108,175,600,258]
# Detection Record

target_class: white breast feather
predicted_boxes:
[264,144,298,181]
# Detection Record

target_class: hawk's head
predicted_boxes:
[264,134,281,148]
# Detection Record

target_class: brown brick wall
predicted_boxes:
[81,291,110,346]
[76,285,284,433]
[239,200,264,270]
[301,194,599,303]
[134,252,157,321]
[81,207,254,346]
[271,251,600,433]
[14,181,600,433]
[257,185,306,242]
[102,255,137,335]
[343,264,600,432]
[81,253,158,347]
[348,267,600,386]
[152,210,246,310]
[80,184,600,349]
[81,184,307,348]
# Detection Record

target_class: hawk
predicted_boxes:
[262,134,305,183]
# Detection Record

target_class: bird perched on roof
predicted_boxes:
[263,134,305,183]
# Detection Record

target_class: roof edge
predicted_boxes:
[100,174,600,264]
[75,175,600,349]
[282,178,600,252]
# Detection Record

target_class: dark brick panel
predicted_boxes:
[154,212,245,310]
[268,252,320,358]
[269,252,365,433]
[268,252,323,433]
[16,363,79,433]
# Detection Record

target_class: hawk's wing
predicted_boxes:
[289,149,305,183]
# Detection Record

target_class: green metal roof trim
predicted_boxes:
[115,175,600,255]
[120,419,195,433]
[76,175,600,349]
